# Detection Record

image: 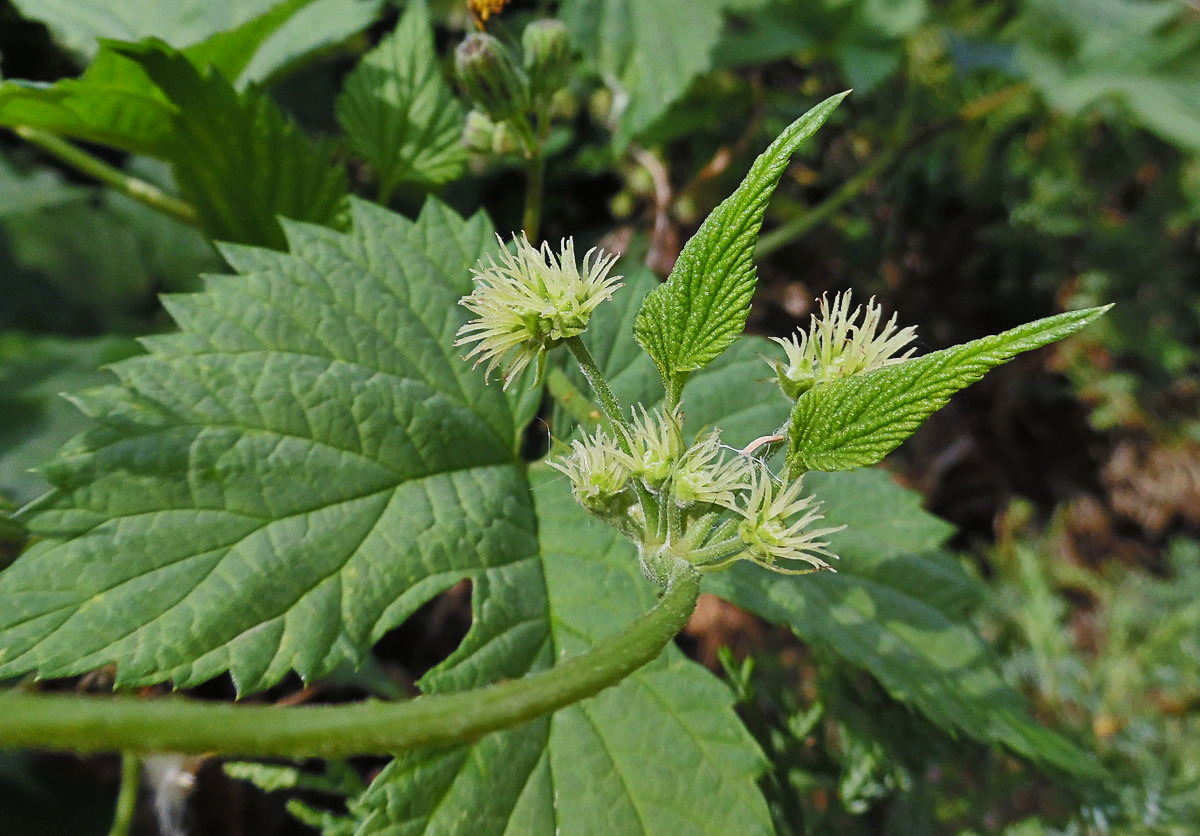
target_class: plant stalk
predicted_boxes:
[12,126,201,228]
[0,563,701,758]
[108,751,141,836]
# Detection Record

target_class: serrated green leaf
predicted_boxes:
[335,0,466,195]
[0,334,141,506]
[560,0,727,144]
[787,306,1112,473]
[348,468,773,835]
[0,198,538,694]
[0,1,353,156]
[633,92,847,403]
[112,41,349,247]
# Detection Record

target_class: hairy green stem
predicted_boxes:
[562,336,662,534]
[0,563,700,758]
[563,336,627,441]
[12,126,200,228]
[108,752,141,836]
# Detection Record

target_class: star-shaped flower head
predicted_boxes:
[768,291,918,398]
[735,468,841,574]
[547,428,638,522]
[626,405,685,489]
[456,234,622,388]
[671,432,752,511]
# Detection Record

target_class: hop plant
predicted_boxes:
[733,469,839,574]
[768,291,918,398]
[455,235,622,387]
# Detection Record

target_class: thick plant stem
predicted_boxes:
[0,563,701,758]
[108,752,141,836]
[12,126,200,228]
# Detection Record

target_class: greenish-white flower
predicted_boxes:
[627,405,685,488]
[547,429,636,517]
[456,234,623,388]
[671,432,752,510]
[735,468,839,573]
[768,291,917,398]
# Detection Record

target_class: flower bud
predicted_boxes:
[522,19,571,104]
[455,33,529,123]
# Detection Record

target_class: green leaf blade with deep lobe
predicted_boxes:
[335,0,467,193]
[787,305,1112,473]
[633,92,847,401]
[349,469,774,835]
[0,198,538,694]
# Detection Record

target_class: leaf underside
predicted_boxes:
[633,92,847,401]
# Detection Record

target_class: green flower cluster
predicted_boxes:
[549,407,839,579]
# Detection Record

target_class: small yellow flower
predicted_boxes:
[456,234,622,388]
[768,291,917,398]
[735,468,840,573]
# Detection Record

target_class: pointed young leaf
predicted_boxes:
[336,0,467,193]
[787,306,1112,473]
[113,41,349,247]
[634,92,847,403]
[348,469,773,835]
[0,199,538,694]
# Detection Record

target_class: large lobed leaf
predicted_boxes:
[0,199,536,693]
[786,306,1112,473]
[633,93,847,404]
[335,0,467,195]
[349,469,773,835]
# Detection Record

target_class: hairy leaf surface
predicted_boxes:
[786,306,1112,473]
[0,199,537,693]
[336,0,466,194]
[634,93,847,403]
[349,469,773,835]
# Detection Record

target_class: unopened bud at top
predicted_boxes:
[455,33,529,123]
[522,19,572,104]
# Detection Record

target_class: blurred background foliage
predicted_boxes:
[0,0,1197,832]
